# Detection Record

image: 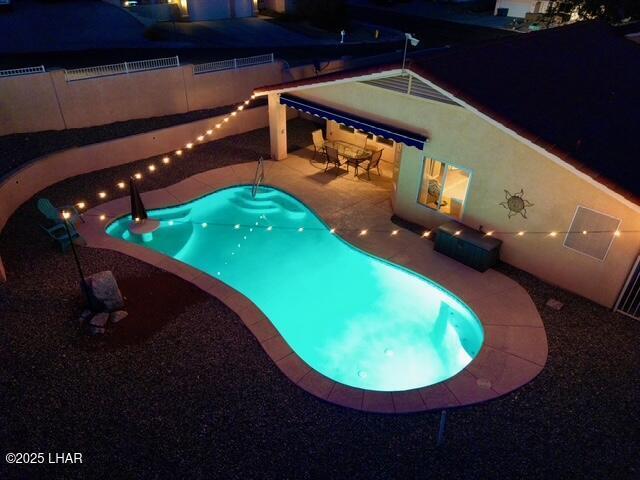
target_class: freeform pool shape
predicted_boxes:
[107,186,484,392]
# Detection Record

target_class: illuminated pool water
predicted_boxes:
[107,186,483,391]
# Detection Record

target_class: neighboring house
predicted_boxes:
[494,0,550,18]
[254,22,640,310]
[262,0,297,14]
[165,0,257,20]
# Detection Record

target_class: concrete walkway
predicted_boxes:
[78,146,547,413]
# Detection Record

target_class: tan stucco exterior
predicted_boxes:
[280,81,640,308]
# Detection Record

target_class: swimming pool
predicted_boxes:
[107,185,483,392]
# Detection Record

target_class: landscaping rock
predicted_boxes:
[86,271,124,312]
[546,298,564,311]
[89,326,106,335]
[78,309,93,325]
[109,310,128,324]
[89,312,109,328]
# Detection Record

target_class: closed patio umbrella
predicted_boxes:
[129,177,147,222]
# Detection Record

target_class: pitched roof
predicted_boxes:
[256,22,640,206]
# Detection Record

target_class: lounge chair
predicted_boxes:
[312,129,326,161]
[324,146,343,174]
[37,198,84,226]
[40,222,79,252]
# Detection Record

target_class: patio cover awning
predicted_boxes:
[279,94,428,150]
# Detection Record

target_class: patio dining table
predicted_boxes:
[324,140,372,175]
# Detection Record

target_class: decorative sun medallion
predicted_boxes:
[500,189,534,219]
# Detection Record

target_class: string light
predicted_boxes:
[134,217,140,223]
[62,100,254,231]
[63,100,633,243]
[99,214,106,221]
[62,210,71,220]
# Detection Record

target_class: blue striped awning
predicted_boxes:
[279,94,428,150]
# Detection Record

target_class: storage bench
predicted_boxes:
[434,222,502,272]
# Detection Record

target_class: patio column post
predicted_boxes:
[268,93,287,161]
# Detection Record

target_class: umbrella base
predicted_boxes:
[128,219,160,242]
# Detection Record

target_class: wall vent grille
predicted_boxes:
[563,206,620,261]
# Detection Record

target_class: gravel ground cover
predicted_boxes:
[0,99,267,179]
[0,121,639,479]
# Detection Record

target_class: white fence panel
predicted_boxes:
[65,56,180,82]
[193,53,274,75]
[0,66,46,78]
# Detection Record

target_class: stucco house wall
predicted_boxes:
[288,81,640,308]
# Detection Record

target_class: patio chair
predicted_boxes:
[312,129,326,161]
[37,198,84,226]
[40,222,79,252]
[354,131,369,149]
[361,149,384,180]
[324,146,343,174]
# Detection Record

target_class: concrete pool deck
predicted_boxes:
[77,148,548,413]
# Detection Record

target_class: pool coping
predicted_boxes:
[77,161,548,413]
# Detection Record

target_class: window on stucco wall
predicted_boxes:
[417,158,471,219]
